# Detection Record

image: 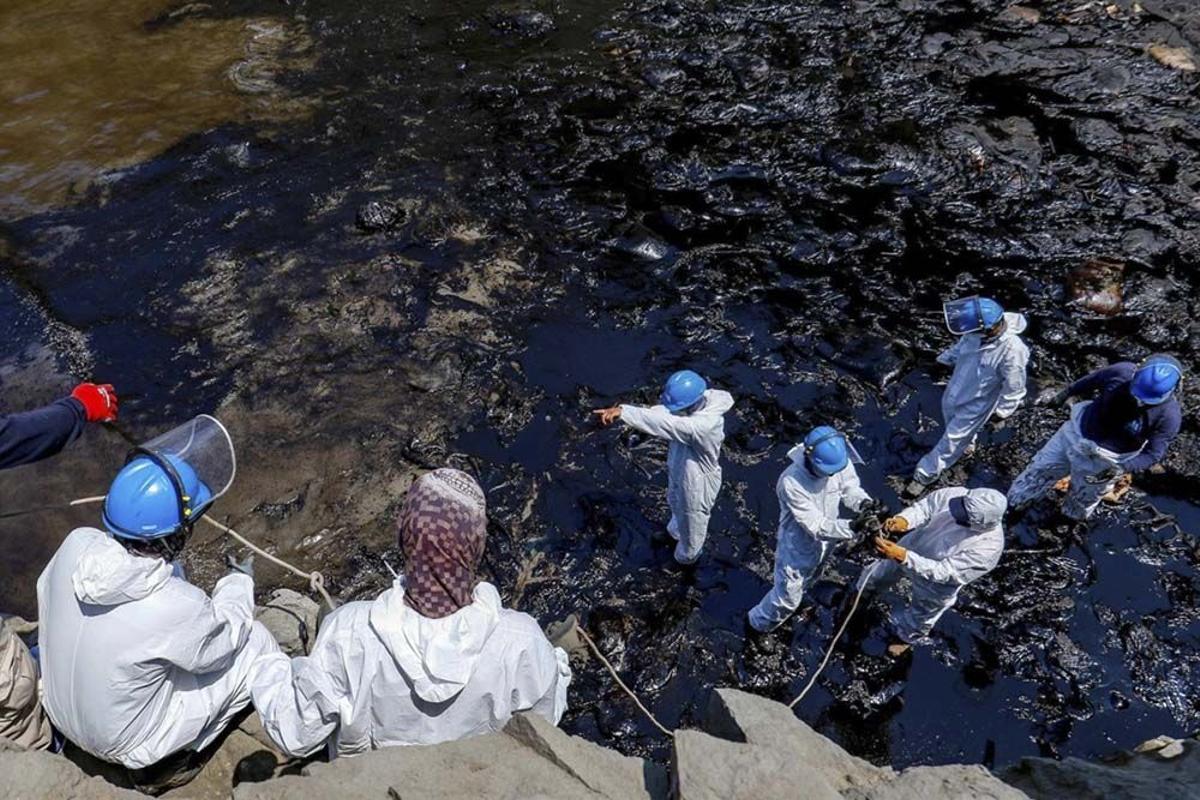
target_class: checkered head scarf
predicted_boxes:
[398,468,488,619]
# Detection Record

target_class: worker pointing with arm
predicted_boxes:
[594,370,734,565]
[1008,354,1182,521]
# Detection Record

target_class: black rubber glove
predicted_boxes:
[851,504,884,537]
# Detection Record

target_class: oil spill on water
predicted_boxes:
[0,0,1199,775]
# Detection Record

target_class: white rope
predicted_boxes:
[576,626,674,738]
[201,515,336,612]
[574,560,882,737]
[789,561,879,708]
[68,496,337,612]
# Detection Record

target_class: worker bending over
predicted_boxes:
[859,487,1006,657]
[1008,355,1182,520]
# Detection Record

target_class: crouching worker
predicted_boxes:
[1009,354,1182,521]
[250,468,571,758]
[858,487,1006,657]
[36,416,279,778]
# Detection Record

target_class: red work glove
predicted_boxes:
[71,383,118,422]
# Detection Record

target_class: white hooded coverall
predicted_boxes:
[858,488,1005,643]
[249,580,570,758]
[747,450,871,632]
[915,313,1029,481]
[37,528,279,768]
[619,389,734,563]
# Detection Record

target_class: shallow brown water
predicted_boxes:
[0,0,310,216]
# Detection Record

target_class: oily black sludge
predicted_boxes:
[0,0,1197,775]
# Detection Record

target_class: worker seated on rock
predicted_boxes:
[37,418,280,777]
[904,296,1029,499]
[0,381,119,751]
[857,487,1006,657]
[747,426,881,635]
[250,468,572,758]
[1008,354,1182,521]
[593,370,734,564]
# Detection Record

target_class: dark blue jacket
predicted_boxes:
[1069,363,1182,473]
[0,398,87,471]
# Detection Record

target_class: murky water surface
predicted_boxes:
[1,0,1199,775]
[0,0,311,216]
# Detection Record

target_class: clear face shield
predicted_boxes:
[131,414,236,524]
[943,295,985,335]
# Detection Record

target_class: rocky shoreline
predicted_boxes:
[2,687,1192,799]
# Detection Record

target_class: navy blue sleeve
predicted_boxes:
[1125,401,1183,473]
[1069,363,1136,398]
[0,398,87,470]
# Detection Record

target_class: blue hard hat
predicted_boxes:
[804,425,849,476]
[660,370,707,412]
[103,454,213,540]
[944,296,1005,335]
[1131,354,1182,405]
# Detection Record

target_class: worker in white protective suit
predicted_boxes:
[905,297,1029,498]
[858,487,1006,657]
[593,370,734,564]
[747,426,881,634]
[38,418,279,780]
[1009,355,1183,521]
[250,469,571,758]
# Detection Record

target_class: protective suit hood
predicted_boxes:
[978,312,1028,346]
[370,579,502,704]
[963,488,1007,530]
[698,389,734,416]
[997,312,1027,339]
[71,530,174,606]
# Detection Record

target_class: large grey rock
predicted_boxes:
[849,765,1030,799]
[0,742,142,799]
[255,588,319,656]
[679,689,1029,800]
[235,711,667,800]
[673,688,885,800]
[673,727,844,800]
[504,712,668,799]
[1001,735,1200,800]
[706,689,886,792]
